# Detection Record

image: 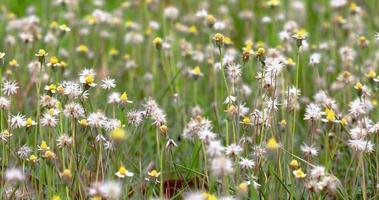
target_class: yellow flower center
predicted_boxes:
[148,170,159,177]
[192,66,202,76]
[85,75,94,84]
[40,140,49,150]
[118,166,128,175]
[120,92,128,102]
[325,108,336,121]
[267,137,279,150]
[25,117,34,127]
[242,116,251,125]
[110,128,126,141]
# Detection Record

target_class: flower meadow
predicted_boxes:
[1,0,379,199]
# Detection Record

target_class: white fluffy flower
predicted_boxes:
[210,156,234,177]
[304,103,322,121]
[5,168,25,182]
[99,181,122,200]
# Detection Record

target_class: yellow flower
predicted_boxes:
[59,24,71,33]
[85,75,95,85]
[153,37,162,49]
[115,165,134,178]
[289,160,299,169]
[293,168,306,179]
[340,118,348,126]
[60,169,72,181]
[335,16,346,24]
[148,169,160,178]
[110,128,126,142]
[213,33,224,46]
[242,116,251,125]
[57,85,65,94]
[45,84,57,93]
[237,182,249,193]
[27,154,39,163]
[244,40,253,49]
[52,195,61,200]
[92,196,102,200]
[206,15,216,27]
[120,92,132,104]
[50,21,59,29]
[35,49,48,58]
[255,48,265,57]
[47,56,61,68]
[203,193,218,200]
[77,44,89,53]
[9,59,19,67]
[79,119,88,127]
[223,37,233,45]
[279,119,287,127]
[358,36,368,48]
[292,29,308,40]
[266,137,279,150]
[325,108,336,122]
[191,66,203,77]
[86,15,97,25]
[354,82,363,90]
[39,140,50,151]
[286,58,296,67]
[188,25,197,34]
[109,48,119,56]
[366,70,376,79]
[25,117,36,127]
[266,0,280,7]
[44,150,56,160]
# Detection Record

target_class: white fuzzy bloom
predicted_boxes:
[198,129,216,143]
[164,6,179,20]
[300,143,319,157]
[309,166,325,179]
[103,118,121,131]
[183,191,206,200]
[225,144,243,156]
[309,53,321,65]
[304,103,322,121]
[350,127,368,140]
[9,113,26,128]
[206,140,224,157]
[108,92,120,104]
[210,156,234,178]
[101,77,116,90]
[226,63,242,82]
[2,80,19,96]
[0,97,10,109]
[348,139,374,153]
[127,111,144,127]
[60,81,84,99]
[195,9,208,19]
[5,168,25,182]
[331,0,347,8]
[40,113,58,127]
[87,112,107,128]
[224,96,236,104]
[99,181,122,200]
[239,157,255,169]
[63,102,85,119]
[349,98,373,118]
